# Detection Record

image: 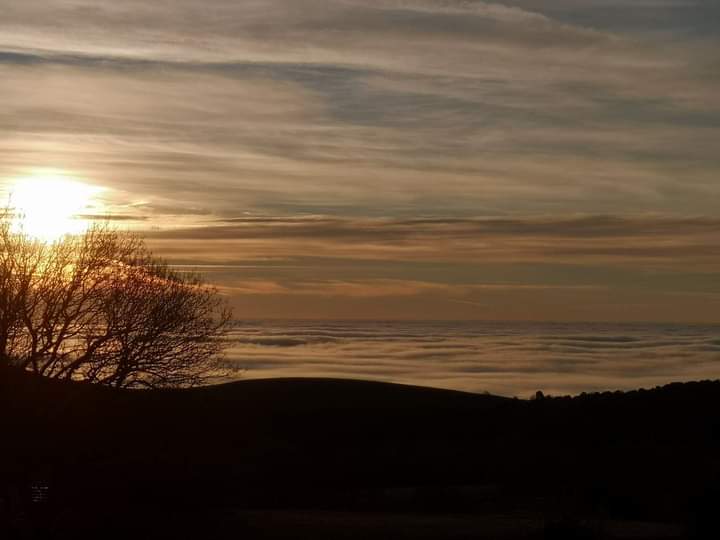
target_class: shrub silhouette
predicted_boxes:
[0,213,231,388]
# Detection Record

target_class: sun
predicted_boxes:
[9,174,105,242]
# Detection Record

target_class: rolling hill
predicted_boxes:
[1,366,719,538]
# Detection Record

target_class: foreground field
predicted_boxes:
[1,368,719,538]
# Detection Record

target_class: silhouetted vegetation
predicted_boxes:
[0,212,231,388]
[1,370,718,538]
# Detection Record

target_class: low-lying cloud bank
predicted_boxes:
[221,320,720,397]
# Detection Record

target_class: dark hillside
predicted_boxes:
[1,366,719,538]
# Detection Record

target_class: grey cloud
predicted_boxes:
[0,0,603,53]
[76,213,147,221]
[500,0,720,34]
[301,3,607,49]
[150,215,720,241]
[132,203,213,217]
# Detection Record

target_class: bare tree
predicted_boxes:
[0,208,47,366]
[0,217,232,388]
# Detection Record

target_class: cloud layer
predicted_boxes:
[222,320,720,396]
[1,0,718,321]
[142,215,720,321]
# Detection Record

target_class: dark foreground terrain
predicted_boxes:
[1,366,719,539]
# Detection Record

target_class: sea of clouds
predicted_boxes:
[220,320,720,397]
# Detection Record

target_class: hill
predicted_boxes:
[1,366,719,538]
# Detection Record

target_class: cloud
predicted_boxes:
[227,278,446,297]
[145,215,720,268]
[138,213,720,322]
[1,0,718,223]
[0,1,718,321]
[223,278,605,299]
[220,320,720,396]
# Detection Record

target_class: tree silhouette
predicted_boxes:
[0,213,231,388]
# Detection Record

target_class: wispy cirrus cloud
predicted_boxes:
[2,1,718,216]
[1,0,718,320]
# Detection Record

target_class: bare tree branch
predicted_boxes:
[0,216,232,388]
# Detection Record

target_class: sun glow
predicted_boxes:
[9,174,105,241]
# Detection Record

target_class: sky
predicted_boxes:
[1,0,719,321]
